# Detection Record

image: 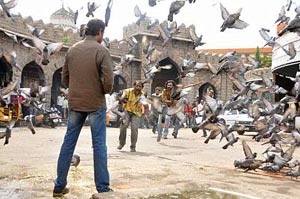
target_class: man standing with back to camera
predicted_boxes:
[53,19,114,197]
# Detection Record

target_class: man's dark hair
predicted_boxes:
[85,19,105,36]
[164,80,176,88]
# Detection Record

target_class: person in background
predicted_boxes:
[139,102,151,129]
[197,99,208,137]
[157,80,181,141]
[62,95,69,120]
[183,100,193,128]
[149,87,162,134]
[56,93,64,116]
[117,80,144,152]
[191,101,197,127]
[53,19,113,197]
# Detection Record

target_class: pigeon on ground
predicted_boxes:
[285,166,300,179]
[71,154,81,168]
[233,140,264,171]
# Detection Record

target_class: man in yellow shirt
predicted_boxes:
[117,80,144,152]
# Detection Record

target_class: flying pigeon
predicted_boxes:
[280,42,297,60]
[148,0,157,7]
[25,24,45,38]
[275,5,290,25]
[86,2,99,17]
[105,0,113,27]
[220,3,249,32]
[134,5,147,26]
[32,36,64,65]
[168,0,185,22]
[0,0,17,18]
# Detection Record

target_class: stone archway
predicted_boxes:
[113,75,127,93]
[198,82,217,102]
[51,68,62,107]
[21,61,45,88]
[151,57,180,93]
[0,56,13,88]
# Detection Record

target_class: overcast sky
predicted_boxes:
[12,0,294,49]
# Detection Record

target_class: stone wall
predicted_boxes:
[0,10,235,106]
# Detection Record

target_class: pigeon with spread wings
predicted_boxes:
[86,2,99,18]
[0,0,17,18]
[134,5,147,26]
[220,3,249,32]
[32,36,64,65]
[105,0,113,27]
[168,0,185,22]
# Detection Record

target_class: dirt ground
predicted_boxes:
[0,126,299,199]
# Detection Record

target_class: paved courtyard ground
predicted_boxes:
[0,126,299,199]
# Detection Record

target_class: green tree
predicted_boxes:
[255,46,261,67]
[260,54,272,68]
[61,37,69,44]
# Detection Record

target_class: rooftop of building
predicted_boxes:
[198,47,272,54]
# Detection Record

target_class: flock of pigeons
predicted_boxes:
[191,50,300,178]
[1,0,300,178]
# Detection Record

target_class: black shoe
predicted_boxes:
[53,186,70,197]
[152,127,156,134]
[192,127,200,133]
[98,188,114,193]
[117,145,124,150]
[172,132,177,139]
[130,148,136,152]
[157,134,162,142]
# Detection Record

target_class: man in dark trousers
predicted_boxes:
[117,80,144,152]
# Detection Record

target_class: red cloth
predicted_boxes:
[184,104,193,116]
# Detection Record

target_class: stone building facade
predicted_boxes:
[0,9,236,108]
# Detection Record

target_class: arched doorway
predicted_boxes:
[198,82,217,102]
[21,61,45,88]
[51,68,62,107]
[151,57,180,94]
[0,56,13,88]
[113,75,127,93]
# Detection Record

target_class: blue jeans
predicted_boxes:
[163,115,181,136]
[54,109,110,193]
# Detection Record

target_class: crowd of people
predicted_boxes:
[114,79,210,150]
